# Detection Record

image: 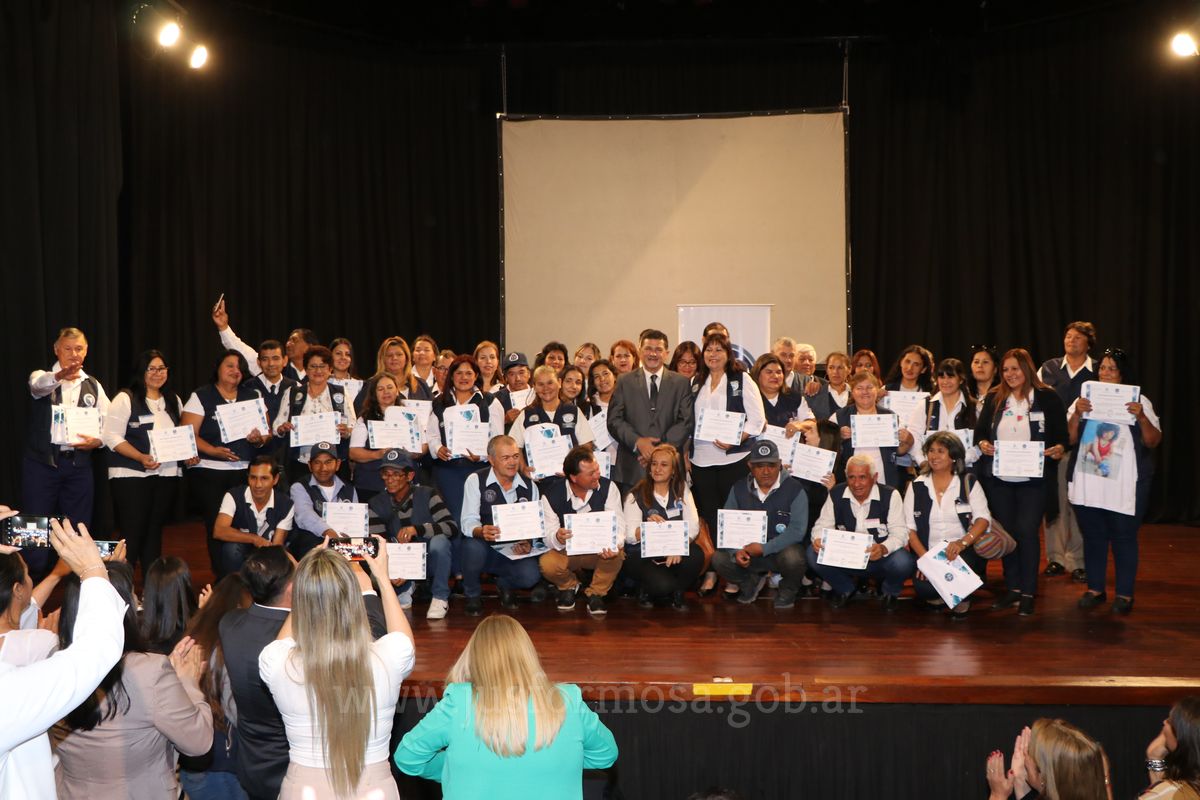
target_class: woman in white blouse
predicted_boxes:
[904,358,980,471]
[690,333,766,556]
[260,543,414,800]
[103,350,197,572]
[905,431,992,619]
[622,444,702,609]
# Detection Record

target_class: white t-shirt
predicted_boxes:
[259,632,415,768]
[1067,396,1159,516]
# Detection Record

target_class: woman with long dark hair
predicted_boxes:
[969,345,1001,413]
[905,358,980,471]
[102,349,195,573]
[975,348,1068,617]
[181,349,268,576]
[349,374,427,504]
[428,355,505,522]
[140,556,198,656]
[52,562,212,799]
[1143,696,1200,799]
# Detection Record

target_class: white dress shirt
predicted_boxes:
[692,373,766,468]
[621,488,699,545]
[812,485,908,555]
[903,474,991,550]
[541,481,626,551]
[102,392,184,479]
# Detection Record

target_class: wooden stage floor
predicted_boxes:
[164,522,1200,707]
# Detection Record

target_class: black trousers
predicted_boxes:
[629,541,707,596]
[690,458,750,552]
[109,475,180,572]
[983,477,1046,596]
[189,467,247,578]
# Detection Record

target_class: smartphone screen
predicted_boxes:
[329,537,378,561]
[1,516,54,548]
[94,540,120,558]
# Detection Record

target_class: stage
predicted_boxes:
[164,522,1199,798]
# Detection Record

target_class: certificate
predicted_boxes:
[816,528,872,570]
[758,425,797,464]
[993,440,1045,478]
[593,449,612,479]
[1081,380,1140,425]
[330,378,363,404]
[881,390,928,422]
[850,414,900,448]
[491,501,547,541]
[916,542,983,608]
[564,511,620,556]
[508,388,535,410]
[525,426,571,479]
[925,428,974,450]
[368,418,422,452]
[695,408,746,444]
[51,406,101,446]
[589,408,614,451]
[446,419,489,457]
[289,412,341,448]
[641,521,690,558]
[323,502,369,537]
[789,443,838,483]
[494,539,548,561]
[387,542,427,581]
[395,400,433,431]
[214,398,270,443]
[148,425,198,463]
[716,509,768,550]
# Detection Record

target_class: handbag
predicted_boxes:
[972,516,1017,560]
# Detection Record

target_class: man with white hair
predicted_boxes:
[808,454,913,610]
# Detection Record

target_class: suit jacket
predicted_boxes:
[52,652,213,800]
[607,367,694,486]
[219,596,387,800]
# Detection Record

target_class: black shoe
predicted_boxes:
[1077,590,1107,610]
[499,588,518,610]
[992,590,1021,610]
[880,594,900,612]
[671,590,687,610]
[722,586,741,602]
[1043,561,1066,576]
[637,591,654,610]
[1071,568,1088,583]
[829,592,854,609]
[1018,595,1035,616]
[587,595,607,616]
[465,596,483,616]
[1112,596,1135,614]
[530,581,549,604]
[949,601,971,621]
[557,587,577,610]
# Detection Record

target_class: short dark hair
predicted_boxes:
[249,454,282,477]
[562,444,596,477]
[258,339,284,355]
[1064,321,1097,350]
[303,345,333,369]
[291,328,319,346]
[640,329,669,348]
[240,546,294,604]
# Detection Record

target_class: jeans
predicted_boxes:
[807,544,915,596]
[1073,477,1150,598]
[415,532,454,601]
[712,543,807,592]
[179,769,248,800]
[460,536,542,597]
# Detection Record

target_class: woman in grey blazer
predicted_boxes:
[52,562,212,800]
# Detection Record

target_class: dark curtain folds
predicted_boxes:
[0,0,122,515]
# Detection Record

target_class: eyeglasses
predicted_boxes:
[146,366,168,374]
[307,363,330,371]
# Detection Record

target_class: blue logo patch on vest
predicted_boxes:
[332,392,344,404]
[562,413,574,423]
[730,380,741,396]
[83,394,96,407]
[484,488,497,503]
[775,523,787,533]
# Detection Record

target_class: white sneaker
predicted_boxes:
[768,573,782,589]
[426,598,449,620]
[397,585,414,610]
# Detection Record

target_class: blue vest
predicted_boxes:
[761,392,805,428]
[1039,358,1094,407]
[432,392,491,457]
[251,376,298,428]
[367,485,435,541]
[731,477,803,543]
[285,385,348,463]
[542,476,613,526]
[835,405,902,488]
[294,480,357,539]
[909,475,976,549]
[522,402,584,446]
[229,489,294,539]
[691,373,752,456]
[195,383,265,464]
[25,377,101,465]
[633,487,684,521]
[107,391,181,472]
[923,394,976,433]
[472,468,535,526]
[830,483,896,543]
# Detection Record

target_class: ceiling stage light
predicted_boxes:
[158,21,181,47]
[189,44,208,69]
[1171,32,1198,57]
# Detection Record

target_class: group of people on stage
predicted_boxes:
[0,514,617,798]
[18,304,1162,621]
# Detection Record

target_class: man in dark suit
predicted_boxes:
[219,546,387,800]
[607,329,695,491]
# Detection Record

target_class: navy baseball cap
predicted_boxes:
[308,441,338,460]
[502,351,528,371]
[748,440,781,464]
[380,448,416,472]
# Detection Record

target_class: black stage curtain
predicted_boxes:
[2,2,1197,521]
[0,0,123,522]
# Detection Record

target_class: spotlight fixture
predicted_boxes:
[1171,31,1199,57]
[189,45,208,69]
[131,1,211,69]
[157,20,181,47]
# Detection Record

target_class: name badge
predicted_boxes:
[138,414,155,425]
[1029,412,1045,422]
[955,501,972,514]
[666,506,683,519]
[863,518,880,529]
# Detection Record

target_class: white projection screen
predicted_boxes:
[500,111,848,361]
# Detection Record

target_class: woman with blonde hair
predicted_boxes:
[986,719,1108,800]
[394,615,618,799]
[373,336,432,402]
[474,340,504,394]
[259,543,414,799]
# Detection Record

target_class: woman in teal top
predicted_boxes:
[393,615,618,799]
